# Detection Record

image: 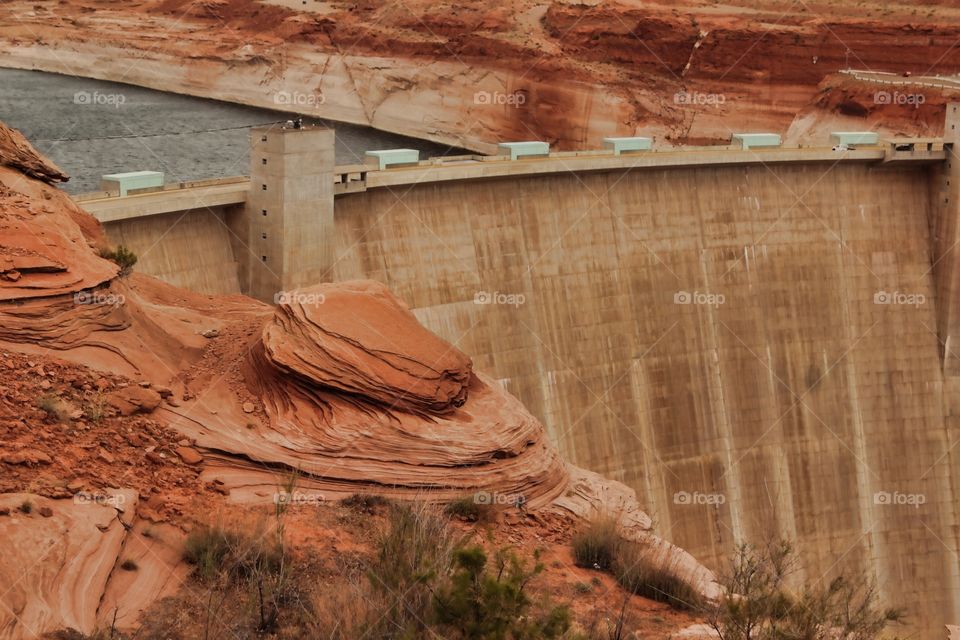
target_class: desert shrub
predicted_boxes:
[580,596,630,640]
[184,519,291,634]
[19,500,32,514]
[570,517,700,611]
[120,559,138,571]
[98,245,138,275]
[183,523,281,584]
[183,525,237,582]
[432,545,571,639]
[38,393,68,422]
[366,501,461,638]
[705,540,906,640]
[340,493,390,513]
[445,495,496,523]
[83,394,106,423]
[302,577,374,640]
[571,518,619,571]
[43,629,130,640]
[612,542,702,611]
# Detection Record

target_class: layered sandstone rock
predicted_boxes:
[0,490,137,638]
[262,281,472,415]
[0,122,67,184]
[0,166,116,300]
[1,1,959,152]
[196,281,570,506]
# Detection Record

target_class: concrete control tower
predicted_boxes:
[245,123,335,303]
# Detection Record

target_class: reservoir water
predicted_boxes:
[0,68,466,193]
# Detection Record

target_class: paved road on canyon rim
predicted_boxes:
[0,68,465,193]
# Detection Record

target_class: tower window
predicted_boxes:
[262,184,267,191]
[262,158,267,165]
[261,256,267,262]
[262,209,267,216]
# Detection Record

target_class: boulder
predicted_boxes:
[106,387,162,416]
[174,447,203,465]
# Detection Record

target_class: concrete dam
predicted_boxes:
[77,115,960,634]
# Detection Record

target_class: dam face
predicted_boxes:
[330,161,956,631]
[79,131,959,634]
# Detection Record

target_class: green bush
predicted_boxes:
[433,545,571,639]
[98,245,138,275]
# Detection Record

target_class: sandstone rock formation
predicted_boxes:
[0,490,134,637]
[0,122,67,184]
[262,281,472,416]
[0,122,721,636]
[1,1,959,152]
[0,162,115,299]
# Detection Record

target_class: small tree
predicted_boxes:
[99,245,138,276]
[432,546,571,639]
[705,540,905,640]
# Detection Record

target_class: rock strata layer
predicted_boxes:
[262,281,472,416]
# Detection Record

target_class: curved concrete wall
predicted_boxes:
[105,205,242,295]
[331,162,957,635]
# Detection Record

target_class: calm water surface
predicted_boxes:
[0,68,466,193]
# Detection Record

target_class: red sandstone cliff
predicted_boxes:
[0,1,959,151]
